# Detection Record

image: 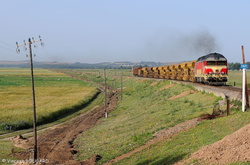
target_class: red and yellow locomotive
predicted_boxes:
[194,53,228,85]
[133,53,228,85]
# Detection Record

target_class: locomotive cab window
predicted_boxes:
[207,61,216,65]
[217,61,227,65]
[207,61,227,65]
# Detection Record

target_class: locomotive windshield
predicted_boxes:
[207,61,216,65]
[207,61,227,65]
[217,61,227,65]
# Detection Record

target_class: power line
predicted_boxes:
[0,44,14,52]
[0,41,30,58]
[0,40,17,52]
[0,44,29,58]
[0,40,16,49]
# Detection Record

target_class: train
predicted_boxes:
[133,53,228,85]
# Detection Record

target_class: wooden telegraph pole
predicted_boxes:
[16,36,44,163]
[241,45,249,111]
[104,69,108,118]
[120,71,123,101]
[28,38,38,162]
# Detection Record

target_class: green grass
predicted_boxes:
[1,68,249,165]
[0,91,105,140]
[62,69,249,165]
[0,68,106,164]
[0,94,106,165]
[0,91,105,164]
[227,70,250,87]
[56,69,132,89]
[74,78,223,164]
[0,140,26,165]
[0,68,98,133]
[115,110,249,165]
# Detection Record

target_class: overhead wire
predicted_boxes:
[0,40,16,52]
[0,40,47,62]
[0,41,16,49]
[0,44,14,52]
[0,40,29,57]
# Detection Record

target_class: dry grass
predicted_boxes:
[0,86,97,121]
[0,68,98,132]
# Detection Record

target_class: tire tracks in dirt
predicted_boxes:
[11,69,120,165]
[13,91,118,165]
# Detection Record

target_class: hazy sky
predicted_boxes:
[0,0,250,63]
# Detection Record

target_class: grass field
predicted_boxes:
[0,68,98,133]
[60,69,249,165]
[0,68,249,165]
[227,70,250,87]
[0,89,105,165]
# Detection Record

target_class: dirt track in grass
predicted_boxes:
[12,89,119,165]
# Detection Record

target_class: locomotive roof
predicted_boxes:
[197,53,227,62]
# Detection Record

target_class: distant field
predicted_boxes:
[228,70,250,87]
[0,68,98,133]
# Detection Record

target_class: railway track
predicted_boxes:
[130,75,244,101]
[169,80,243,101]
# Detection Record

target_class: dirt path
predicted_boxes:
[12,91,119,165]
[104,118,202,165]
[167,90,196,100]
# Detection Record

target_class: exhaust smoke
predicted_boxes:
[141,29,220,62]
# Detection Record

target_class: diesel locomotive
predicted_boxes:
[133,53,228,85]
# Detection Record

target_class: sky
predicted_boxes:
[0,0,250,63]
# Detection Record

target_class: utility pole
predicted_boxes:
[16,36,44,163]
[120,71,123,101]
[114,78,116,92]
[104,69,108,118]
[114,71,117,92]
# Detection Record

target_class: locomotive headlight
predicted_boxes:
[205,68,213,74]
[220,68,228,74]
